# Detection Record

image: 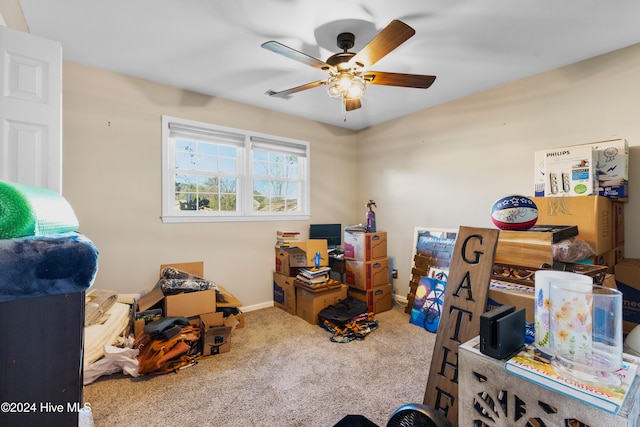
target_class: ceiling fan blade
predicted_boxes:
[345,99,362,111]
[266,80,326,98]
[350,20,415,69]
[364,71,436,89]
[261,41,335,72]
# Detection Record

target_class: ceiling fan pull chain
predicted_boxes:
[342,98,347,122]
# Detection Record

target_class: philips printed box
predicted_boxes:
[534,139,628,198]
[543,145,596,197]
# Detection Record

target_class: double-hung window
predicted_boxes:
[161,115,310,222]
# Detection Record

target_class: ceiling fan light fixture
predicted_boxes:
[325,71,366,101]
[262,20,434,116]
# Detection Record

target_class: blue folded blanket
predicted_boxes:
[0,232,99,302]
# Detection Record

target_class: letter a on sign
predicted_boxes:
[423,226,499,426]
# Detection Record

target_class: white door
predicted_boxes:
[0,25,62,193]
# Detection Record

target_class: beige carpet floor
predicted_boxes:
[83,303,437,427]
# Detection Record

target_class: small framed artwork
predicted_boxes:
[406,227,458,320]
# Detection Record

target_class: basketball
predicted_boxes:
[490,195,538,231]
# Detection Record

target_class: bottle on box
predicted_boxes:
[366,200,377,232]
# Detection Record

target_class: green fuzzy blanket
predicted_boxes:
[0,181,78,239]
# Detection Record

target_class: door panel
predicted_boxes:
[0,25,62,193]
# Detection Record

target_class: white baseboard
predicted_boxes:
[242,301,274,312]
[394,293,408,305]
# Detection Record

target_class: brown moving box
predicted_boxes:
[273,272,296,315]
[161,261,243,319]
[134,261,244,336]
[613,201,625,247]
[275,240,329,276]
[200,312,237,356]
[343,231,387,261]
[532,196,612,255]
[486,280,535,323]
[296,284,347,325]
[345,258,390,290]
[348,283,393,314]
[165,289,216,318]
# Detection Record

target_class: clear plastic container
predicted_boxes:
[549,281,623,386]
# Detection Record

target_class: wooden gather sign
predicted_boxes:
[423,226,499,426]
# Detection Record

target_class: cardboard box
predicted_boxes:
[345,258,390,291]
[486,280,535,324]
[533,149,548,197]
[532,196,612,255]
[161,261,242,307]
[273,272,297,315]
[591,138,629,179]
[613,201,625,247]
[217,306,245,328]
[592,138,629,198]
[615,259,640,334]
[216,284,243,308]
[136,261,241,336]
[165,289,216,318]
[534,139,628,198]
[343,231,387,261]
[275,240,329,276]
[200,312,236,356]
[543,145,596,197]
[614,246,625,265]
[275,246,305,276]
[295,240,329,267]
[137,287,164,313]
[296,284,347,325]
[134,287,165,337]
[348,283,393,314]
[160,261,204,277]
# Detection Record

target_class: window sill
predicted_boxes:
[161,213,311,223]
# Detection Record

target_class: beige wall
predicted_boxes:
[358,43,640,302]
[62,62,359,308]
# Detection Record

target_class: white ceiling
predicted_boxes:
[17,0,640,131]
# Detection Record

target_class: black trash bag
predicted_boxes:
[318,296,368,326]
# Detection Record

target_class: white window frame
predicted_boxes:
[161,115,310,223]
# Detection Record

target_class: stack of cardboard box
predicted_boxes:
[135,262,243,358]
[273,238,347,324]
[530,138,628,271]
[343,230,393,314]
[488,139,631,327]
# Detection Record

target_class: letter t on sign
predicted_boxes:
[423,226,499,426]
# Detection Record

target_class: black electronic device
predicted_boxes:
[480,305,525,359]
[309,223,341,248]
